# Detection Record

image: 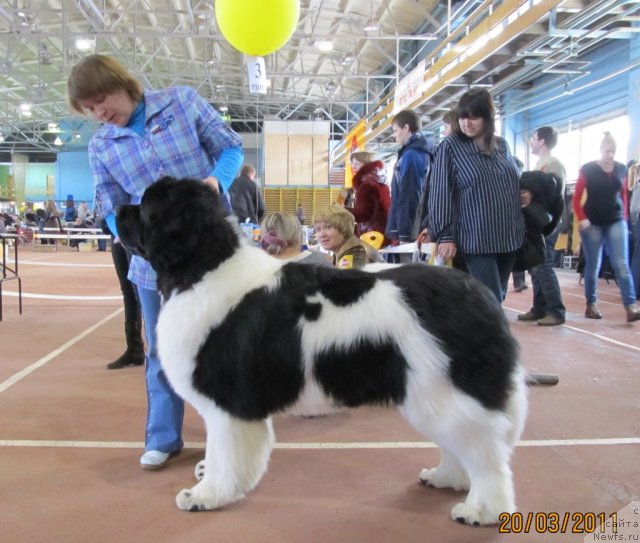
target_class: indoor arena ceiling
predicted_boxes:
[0,0,639,160]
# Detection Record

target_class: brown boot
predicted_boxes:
[626,303,640,323]
[585,303,602,319]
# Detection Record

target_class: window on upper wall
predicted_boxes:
[531,114,630,184]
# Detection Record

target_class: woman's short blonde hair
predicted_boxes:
[260,212,302,255]
[313,205,355,239]
[350,151,374,164]
[67,54,144,114]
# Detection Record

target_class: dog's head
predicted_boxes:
[116,176,239,295]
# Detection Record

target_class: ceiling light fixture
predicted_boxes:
[315,40,333,52]
[75,37,96,52]
[364,19,380,32]
[54,136,63,146]
[339,53,355,66]
[363,0,380,33]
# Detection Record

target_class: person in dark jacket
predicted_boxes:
[103,218,145,370]
[386,109,435,248]
[349,151,391,242]
[513,171,563,276]
[517,126,567,326]
[229,164,265,225]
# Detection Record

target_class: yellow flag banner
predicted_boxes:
[344,119,366,188]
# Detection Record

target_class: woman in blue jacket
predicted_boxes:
[67,55,244,470]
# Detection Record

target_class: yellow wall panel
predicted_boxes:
[312,135,329,186]
[288,135,313,185]
[264,134,288,186]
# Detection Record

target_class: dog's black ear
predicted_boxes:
[116,205,147,258]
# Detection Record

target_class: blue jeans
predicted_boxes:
[137,286,184,453]
[530,229,566,319]
[463,251,517,305]
[579,220,637,307]
[631,215,640,300]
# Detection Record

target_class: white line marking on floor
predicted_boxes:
[559,324,640,352]
[18,260,113,268]
[504,305,640,353]
[0,308,123,395]
[562,290,625,305]
[1,291,121,301]
[0,437,638,449]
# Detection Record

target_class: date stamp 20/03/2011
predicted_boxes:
[499,511,616,535]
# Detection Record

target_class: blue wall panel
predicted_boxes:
[526,41,630,130]
[506,40,632,161]
[25,163,55,200]
[55,150,93,203]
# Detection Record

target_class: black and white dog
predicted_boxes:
[116,177,527,525]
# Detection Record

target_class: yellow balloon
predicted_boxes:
[215,0,300,57]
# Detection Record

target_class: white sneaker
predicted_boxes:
[140,450,172,471]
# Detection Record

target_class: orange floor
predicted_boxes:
[0,245,638,543]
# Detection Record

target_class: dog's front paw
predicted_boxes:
[419,467,469,491]
[451,502,499,526]
[175,480,244,512]
[194,460,206,481]
[176,488,210,512]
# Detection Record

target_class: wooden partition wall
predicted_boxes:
[263,187,344,225]
[263,121,330,186]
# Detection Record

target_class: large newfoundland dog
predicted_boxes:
[116,176,527,525]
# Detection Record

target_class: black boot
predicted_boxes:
[107,319,145,369]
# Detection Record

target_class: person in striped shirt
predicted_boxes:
[427,88,524,304]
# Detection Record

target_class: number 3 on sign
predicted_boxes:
[247,56,268,95]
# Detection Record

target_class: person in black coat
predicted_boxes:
[229,164,265,225]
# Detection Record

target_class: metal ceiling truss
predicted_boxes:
[0,0,637,161]
[331,0,640,165]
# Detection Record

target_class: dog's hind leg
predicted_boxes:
[176,406,275,511]
[402,393,522,525]
[419,448,469,491]
[194,459,206,481]
[448,430,516,526]
[447,375,527,525]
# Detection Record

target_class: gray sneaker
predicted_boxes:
[537,315,565,326]
[517,310,544,321]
